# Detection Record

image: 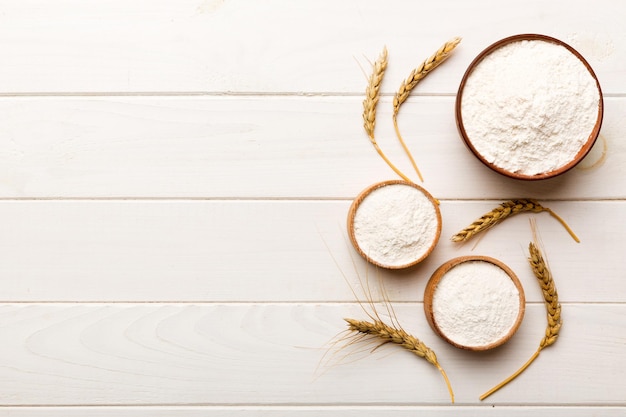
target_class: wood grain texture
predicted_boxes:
[0,97,623,199]
[1,407,625,417]
[0,1,622,95]
[0,303,624,406]
[0,0,624,414]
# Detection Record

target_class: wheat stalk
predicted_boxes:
[363,47,387,141]
[345,318,455,403]
[362,47,412,183]
[451,199,579,243]
[392,37,462,183]
[529,243,562,350]
[480,223,562,400]
[319,234,454,403]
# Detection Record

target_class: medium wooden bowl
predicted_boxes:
[423,256,526,351]
[347,180,441,270]
[455,34,604,180]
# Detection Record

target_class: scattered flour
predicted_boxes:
[352,183,439,268]
[432,260,521,348]
[460,39,601,176]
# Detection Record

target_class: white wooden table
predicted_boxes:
[0,1,624,415]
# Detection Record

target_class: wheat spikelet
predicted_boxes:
[391,37,461,182]
[529,241,562,350]
[480,224,562,400]
[363,47,388,140]
[393,37,461,113]
[451,199,579,243]
[345,318,437,364]
[345,318,454,403]
[319,234,454,403]
[362,47,411,182]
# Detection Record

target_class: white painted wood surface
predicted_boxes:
[0,1,624,416]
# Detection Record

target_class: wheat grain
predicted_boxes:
[451,199,579,243]
[363,47,387,140]
[480,225,562,400]
[319,233,454,403]
[345,318,436,363]
[345,318,454,403]
[393,37,461,113]
[529,241,562,350]
[391,37,461,182]
[362,47,412,183]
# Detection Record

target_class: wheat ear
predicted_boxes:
[362,47,412,183]
[392,37,462,183]
[480,228,562,400]
[345,318,455,403]
[451,199,579,243]
[320,234,453,402]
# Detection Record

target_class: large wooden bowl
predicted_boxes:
[455,34,603,180]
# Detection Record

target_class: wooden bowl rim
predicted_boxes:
[346,180,442,270]
[423,255,526,351]
[455,33,604,181]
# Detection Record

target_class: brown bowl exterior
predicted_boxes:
[423,256,526,351]
[347,180,442,270]
[455,34,604,180]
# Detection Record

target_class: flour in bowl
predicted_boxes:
[460,39,601,176]
[432,260,521,348]
[351,182,440,268]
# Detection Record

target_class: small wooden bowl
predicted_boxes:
[455,34,604,180]
[424,256,525,351]
[347,180,441,270]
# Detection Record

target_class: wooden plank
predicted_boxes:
[0,1,622,415]
[0,97,622,199]
[0,200,622,302]
[0,406,624,417]
[0,1,623,94]
[0,303,623,405]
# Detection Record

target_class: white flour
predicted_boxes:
[352,183,439,268]
[432,260,520,348]
[460,39,600,175]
